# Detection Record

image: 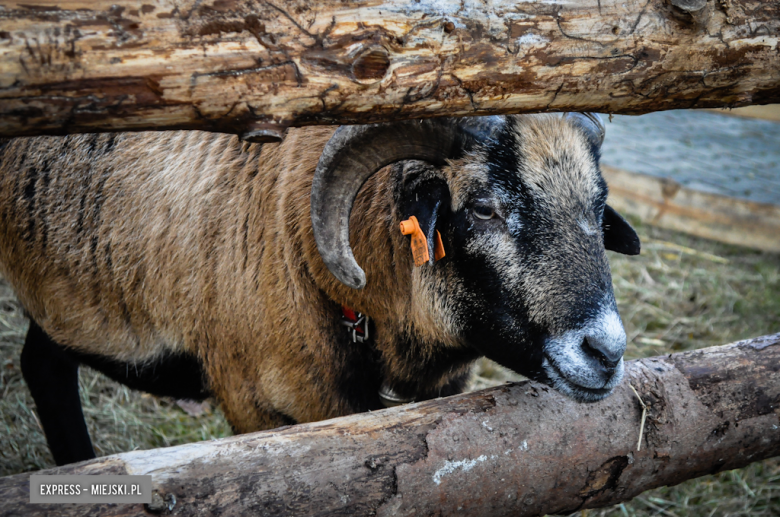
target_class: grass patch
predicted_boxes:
[1,220,779,515]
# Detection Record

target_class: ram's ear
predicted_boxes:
[398,173,451,265]
[603,205,641,255]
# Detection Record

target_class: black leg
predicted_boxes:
[73,348,211,401]
[20,321,96,466]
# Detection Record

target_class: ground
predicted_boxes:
[1,218,779,516]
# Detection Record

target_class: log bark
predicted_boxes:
[1,0,779,139]
[2,334,780,516]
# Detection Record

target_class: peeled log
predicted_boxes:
[2,334,780,516]
[1,0,779,138]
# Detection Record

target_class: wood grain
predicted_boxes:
[1,0,779,138]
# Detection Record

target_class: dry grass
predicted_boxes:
[1,219,779,515]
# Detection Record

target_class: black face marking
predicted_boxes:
[446,205,544,369]
[483,120,530,205]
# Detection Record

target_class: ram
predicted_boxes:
[0,113,639,466]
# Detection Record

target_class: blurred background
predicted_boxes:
[2,107,779,515]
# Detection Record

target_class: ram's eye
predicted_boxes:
[472,205,495,220]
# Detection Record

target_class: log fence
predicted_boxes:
[2,335,779,516]
[0,0,779,138]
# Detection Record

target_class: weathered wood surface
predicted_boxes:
[711,104,780,122]
[1,0,779,139]
[603,165,780,253]
[2,334,780,516]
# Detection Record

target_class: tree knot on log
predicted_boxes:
[145,492,177,514]
[350,46,391,85]
[707,420,731,442]
[578,455,630,499]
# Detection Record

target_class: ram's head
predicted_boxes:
[312,114,640,402]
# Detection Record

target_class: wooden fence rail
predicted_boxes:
[2,334,779,516]
[1,0,779,139]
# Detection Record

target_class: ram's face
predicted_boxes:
[439,115,630,402]
[313,112,638,402]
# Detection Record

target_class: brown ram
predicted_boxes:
[0,114,639,465]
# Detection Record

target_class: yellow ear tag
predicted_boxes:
[399,216,430,267]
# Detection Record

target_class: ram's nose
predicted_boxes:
[583,335,623,372]
[582,311,626,374]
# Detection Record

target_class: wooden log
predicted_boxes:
[710,105,780,122]
[2,334,779,516]
[1,0,779,138]
[603,165,780,253]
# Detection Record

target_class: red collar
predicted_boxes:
[341,306,369,343]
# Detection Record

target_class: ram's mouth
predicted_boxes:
[542,356,617,403]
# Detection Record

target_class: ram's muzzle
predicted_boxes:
[541,306,626,402]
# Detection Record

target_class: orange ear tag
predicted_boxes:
[400,217,446,266]
[399,216,430,267]
[433,230,446,261]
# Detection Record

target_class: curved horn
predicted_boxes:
[563,112,606,149]
[312,118,488,289]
